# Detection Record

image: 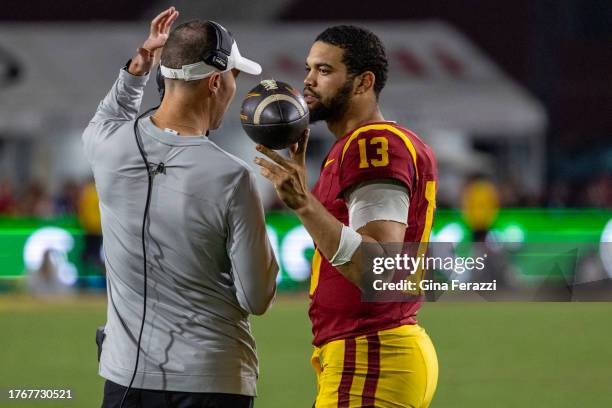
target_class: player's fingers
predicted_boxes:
[260,167,285,186]
[259,167,275,182]
[254,157,286,176]
[256,144,292,169]
[289,143,298,156]
[294,128,310,165]
[288,128,309,159]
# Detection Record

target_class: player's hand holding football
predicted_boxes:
[255,129,312,211]
[128,7,179,76]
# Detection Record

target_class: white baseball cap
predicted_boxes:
[160,40,262,81]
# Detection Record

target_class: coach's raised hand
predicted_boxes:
[128,7,179,76]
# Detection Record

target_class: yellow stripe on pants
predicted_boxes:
[311,325,438,408]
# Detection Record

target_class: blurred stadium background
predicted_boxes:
[0,0,610,407]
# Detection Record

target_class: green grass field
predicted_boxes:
[0,295,611,407]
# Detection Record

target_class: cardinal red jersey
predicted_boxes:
[309,121,438,347]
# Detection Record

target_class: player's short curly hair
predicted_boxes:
[315,25,389,98]
[161,20,216,69]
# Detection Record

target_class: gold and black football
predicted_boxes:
[240,79,309,150]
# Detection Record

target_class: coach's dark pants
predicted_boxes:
[101,380,254,408]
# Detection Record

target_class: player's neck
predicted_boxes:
[327,105,384,139]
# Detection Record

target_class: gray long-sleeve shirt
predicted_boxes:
[82,68,278,395]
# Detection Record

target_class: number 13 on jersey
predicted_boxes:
[358,136,389,168]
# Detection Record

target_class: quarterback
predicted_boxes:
[255,26,438,407]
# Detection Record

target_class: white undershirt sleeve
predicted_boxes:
[346,180,410,231]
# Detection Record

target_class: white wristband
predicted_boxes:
[330,225,363,266]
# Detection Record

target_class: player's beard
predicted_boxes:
[307,78,353,124]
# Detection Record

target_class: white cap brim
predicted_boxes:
[230,42,262,75]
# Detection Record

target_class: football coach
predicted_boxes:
[82,7,278,408]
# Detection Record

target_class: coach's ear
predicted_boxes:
[354,71,375,96]
[208,72,222,95]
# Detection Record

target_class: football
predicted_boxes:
[240,79,309,150]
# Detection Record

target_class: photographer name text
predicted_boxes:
[373,279,497,292]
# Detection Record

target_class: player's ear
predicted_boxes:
[354,71,375,96]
